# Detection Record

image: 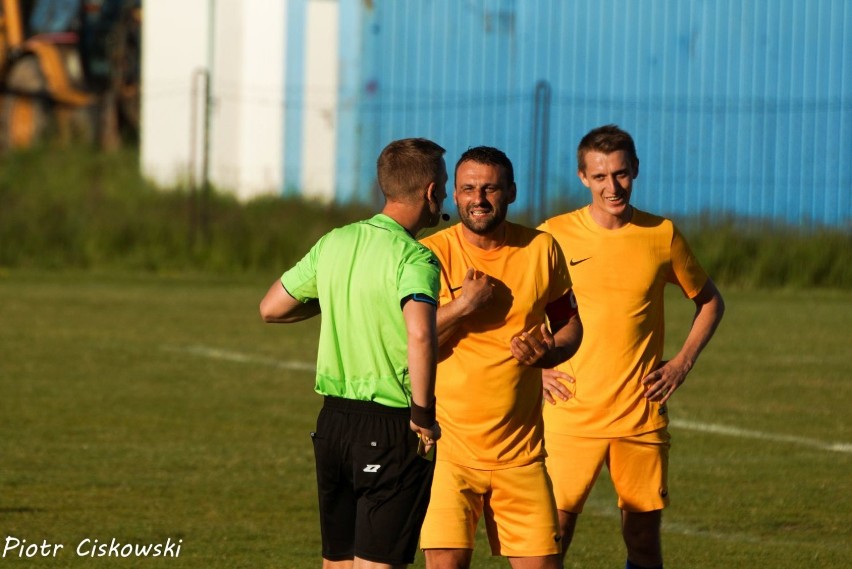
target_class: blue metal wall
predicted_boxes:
[334,0,850,227]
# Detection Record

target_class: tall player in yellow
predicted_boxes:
[419,146,583,569]
[539,125,725,569]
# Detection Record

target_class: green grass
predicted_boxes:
[1,271,850,567]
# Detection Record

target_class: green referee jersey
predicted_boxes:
[281,213,440,408]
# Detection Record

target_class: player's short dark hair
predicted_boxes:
[577,125,639,172]
[455,146,515,186]
[377,138,446,202]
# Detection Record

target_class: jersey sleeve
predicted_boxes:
[280,237,323,302]
[669,224,709,298]
[418,233,453,306]
[547,234,573,303]
[398,245,441,304]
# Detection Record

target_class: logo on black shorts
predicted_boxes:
[363,464,381,473]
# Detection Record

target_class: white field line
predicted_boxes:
[671,418,852,454]
[162,344,316,372]
[165,344,852,455]
[580,499,769,544]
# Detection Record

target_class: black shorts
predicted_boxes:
[311,396,435,565]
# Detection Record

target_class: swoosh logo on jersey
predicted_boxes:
[569,257,592,266]
[449,285,463,292]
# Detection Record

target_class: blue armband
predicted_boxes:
[401,293,438,308]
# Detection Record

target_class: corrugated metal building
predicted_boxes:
[141,0,851,227]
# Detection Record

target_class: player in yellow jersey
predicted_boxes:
[419,146,583,569]
[538,125,725,569]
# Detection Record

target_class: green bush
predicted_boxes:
[0,146,372,274]
[683,218,852,289]
[0,146,848,288]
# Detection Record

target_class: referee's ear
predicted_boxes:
[425,181,437,205]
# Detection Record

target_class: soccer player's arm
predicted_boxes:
[643,229,726,402]
[644,279,725,402]
[510,289,582,368]
[544,234,582,365]
[685,278,725,361]
[544,289,583,364]
[536,290,583,402]
[512,236,583,368]
[420,236,495,345]
[435,267,495,345]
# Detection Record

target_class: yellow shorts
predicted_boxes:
[544,428,671,513]
[420,459,561,557]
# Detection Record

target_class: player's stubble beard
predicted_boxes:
[458,203,507,235]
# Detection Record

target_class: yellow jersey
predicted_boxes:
[539,207,708,437]
[421,222,572,469]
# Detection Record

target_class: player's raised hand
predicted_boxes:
[458,267,495,314]
[542,367,575,404]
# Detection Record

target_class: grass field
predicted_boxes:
[1,270,850,568]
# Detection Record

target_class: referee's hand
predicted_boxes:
[410,420,441,455]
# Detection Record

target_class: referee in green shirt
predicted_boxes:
[260,138,448,568]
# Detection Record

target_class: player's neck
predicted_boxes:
[460,222,507,251]
[588,203,633,230]
[382,201,424,237]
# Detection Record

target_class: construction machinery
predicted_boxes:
[0,0,140,151]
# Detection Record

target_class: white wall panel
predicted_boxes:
[141,0,209,188]
[299,0,339,201]
[142,0,286,199]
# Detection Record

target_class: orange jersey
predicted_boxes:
[539,207,708,437]
[421,222,571,469]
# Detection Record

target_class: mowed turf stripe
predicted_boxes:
[166,345,852,455]
[672,418,852,454]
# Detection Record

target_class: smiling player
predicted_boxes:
[538,125,725,569]
[419,146,582,569]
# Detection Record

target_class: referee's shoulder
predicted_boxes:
[407,233,441,265]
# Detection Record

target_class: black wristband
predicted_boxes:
[410,399,436,428]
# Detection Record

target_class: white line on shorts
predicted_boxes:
[671,418,852,454]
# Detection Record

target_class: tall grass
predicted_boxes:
[0,146,848,288]
[0,146,372,274]
[684,218,852,289]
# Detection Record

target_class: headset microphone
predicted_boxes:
[441,213,450,221]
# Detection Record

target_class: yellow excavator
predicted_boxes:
[0,0,140,151]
